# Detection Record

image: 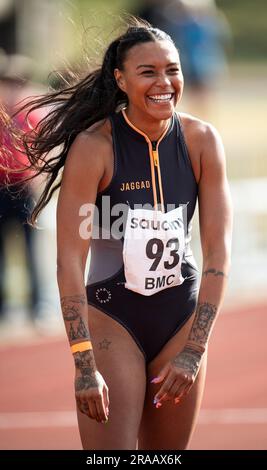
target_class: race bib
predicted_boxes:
[123,206,185,296]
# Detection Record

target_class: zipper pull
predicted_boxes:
[151,141,157,151]
[151,141,158,166]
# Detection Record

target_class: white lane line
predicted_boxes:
[199,408,267,425]
[0,409,267,429]
[0,411,77,429]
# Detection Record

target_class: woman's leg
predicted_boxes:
[138,313,207,450]
[77,303,147,450]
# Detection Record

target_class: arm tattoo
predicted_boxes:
[172,346,202,376]
[74,350,97,390]
[69,318,88,341]
[60,294,86,321]
[61,296,96,391]
[203,268,227,278]
[188,301,217,346]
[74,350,95,370]
[60,294,90,343]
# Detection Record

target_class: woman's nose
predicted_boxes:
[156,73,171,87]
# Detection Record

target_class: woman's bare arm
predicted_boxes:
[185,122,233,356]
[153,120,233,404]
[56,130,110,422]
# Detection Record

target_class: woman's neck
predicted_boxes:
[124,107,171,142]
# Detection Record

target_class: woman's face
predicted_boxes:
[114,40,183,122]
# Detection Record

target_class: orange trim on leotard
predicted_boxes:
[121,109,170,212]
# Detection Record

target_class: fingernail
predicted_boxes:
[153,398,159,404]
[175,398,180,404]
[150,378,158,383]
[156,402,162,409]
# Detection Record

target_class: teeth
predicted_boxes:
[149,94,172,100]
[148,93,173,102]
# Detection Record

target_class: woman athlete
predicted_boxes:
[11,18,232,449]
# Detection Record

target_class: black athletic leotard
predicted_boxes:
[86,109,199,363]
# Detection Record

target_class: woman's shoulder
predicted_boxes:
[75,117,112,151]
[68,118,112,165]
[178,112,218,139]
[176,112,223,183]
[64,118,113,184]
[178,112,225,177]
[178,112,221,146]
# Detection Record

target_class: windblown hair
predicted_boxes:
[0,104,18,150]
[0,104,22,171]
[0,105,10,132]
[8,17,174,225]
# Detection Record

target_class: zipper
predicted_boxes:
[121,109,167,211]
[152,140,158,167]
[151,140,165,212]
[151,140,160,206]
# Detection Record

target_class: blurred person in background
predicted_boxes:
[0,53,42,326]
[8,17,232,449]
[136,0,231,118]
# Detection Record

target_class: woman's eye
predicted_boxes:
[141,70,154,75]
[140,69,179,76]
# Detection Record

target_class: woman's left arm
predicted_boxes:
[185,123,233,355]
[153,123,233,405]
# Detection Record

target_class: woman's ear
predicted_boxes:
[114,68,126,92]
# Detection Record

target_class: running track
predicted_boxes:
[0,302,266,450]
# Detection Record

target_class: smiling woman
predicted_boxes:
[114,39,183,132]
[8,16,233,450]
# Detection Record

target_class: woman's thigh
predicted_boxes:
[138,314,207,450]
[77,304,147,450]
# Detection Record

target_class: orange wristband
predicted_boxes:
[71,341,93,354]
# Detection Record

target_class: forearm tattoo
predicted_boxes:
[203,268,227,278]
[60,294,86,321]
[60,294,90,341]
[60,295,97,391]
[74,350,97,390]
[69,318,88,341]
[172,346,202,376]
[188,301,217,346]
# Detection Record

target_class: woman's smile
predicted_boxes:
[147,92,175,105]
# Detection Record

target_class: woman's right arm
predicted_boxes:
[56,131,109,424]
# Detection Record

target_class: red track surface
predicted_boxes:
[0,302,266,450]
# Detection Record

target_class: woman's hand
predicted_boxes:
[75,369,109,423]
[74,351,109,423]
[151,345,204,407]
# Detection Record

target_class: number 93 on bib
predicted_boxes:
[123,206,185,296]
